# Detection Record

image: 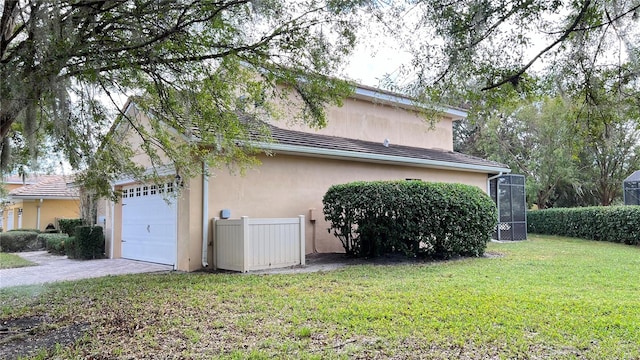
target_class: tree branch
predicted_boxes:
[481,0,593,91]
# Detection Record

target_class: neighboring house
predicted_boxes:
[1,175,80,231]
[99,84,510,271]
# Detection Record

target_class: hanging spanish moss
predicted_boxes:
[0,137,10,173]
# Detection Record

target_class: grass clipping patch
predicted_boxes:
[1,235,640,359]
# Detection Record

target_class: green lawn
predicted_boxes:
[0,252,36,269]
[1,235,639,359]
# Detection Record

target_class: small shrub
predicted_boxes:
[527,206,640,245]
[59,218,84,237]
[0,231,42,252]
[74,226,105,260]
[65,237,77,259]
[40,233,69,255]
[323,180,497,259]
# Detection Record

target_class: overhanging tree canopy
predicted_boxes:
[0,0,366,194]
[379,0,640,206]
[375,1,639,105]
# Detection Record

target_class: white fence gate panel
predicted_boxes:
[215,219,245,272]
[214,216,305,272]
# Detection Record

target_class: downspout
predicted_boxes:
[201,162,209,268]
[487,172,504,241]
[110,185,115,259]
[487,172,504,194]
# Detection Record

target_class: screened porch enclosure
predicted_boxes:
[490,174,527,241]
[623,170,640,206]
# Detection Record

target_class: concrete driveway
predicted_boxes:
[0,251,174,288]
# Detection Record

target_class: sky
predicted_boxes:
[344,33,411,88]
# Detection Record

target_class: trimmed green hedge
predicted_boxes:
[67,226,105,260]
[59,218,84,237]
[65,237,77,258]
[40,233,69,255]
[8,228,41,233]
[527,206,640,245]
[0,231,42,252]
[323,180,497,259]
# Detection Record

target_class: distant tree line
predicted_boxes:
[454,82,639,209]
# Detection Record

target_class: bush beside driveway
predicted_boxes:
[0,231,43,252]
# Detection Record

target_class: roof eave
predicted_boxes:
[111,165,177,186]
[352,86,467,120]
[7,196,79,200]
[257,142,510,174]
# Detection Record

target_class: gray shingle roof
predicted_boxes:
[259,124,509,172]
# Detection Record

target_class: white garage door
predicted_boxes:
[121,182,177,265]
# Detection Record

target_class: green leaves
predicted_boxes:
[58,219,84,237]
[1,0,366,196]
[69,225,105,260]
[322,180,498,258]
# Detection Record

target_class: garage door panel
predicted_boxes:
[122,238,175,264]
[121,183,177,266]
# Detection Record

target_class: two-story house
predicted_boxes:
[101,84,510,271]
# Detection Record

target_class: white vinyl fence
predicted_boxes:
[214,216,305,272]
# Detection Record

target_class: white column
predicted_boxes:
[36,199,43,230]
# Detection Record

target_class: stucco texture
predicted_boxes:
[270,97,455,151]
[1,199,80,231]
[205,153,489,259]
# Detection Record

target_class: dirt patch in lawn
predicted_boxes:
[0,251,506,358]
[0,315,89,360]
[243,251,504,275]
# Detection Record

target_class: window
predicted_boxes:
[167,182,174,193]
[136,187,141,197]
[150,185,157,195]
[143,186,149,196]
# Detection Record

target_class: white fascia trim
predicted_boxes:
[9,196,79,201]
[110,98,137,135]
[258,142,511,174]
[353,87,468,120]
[112,165,176,186]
